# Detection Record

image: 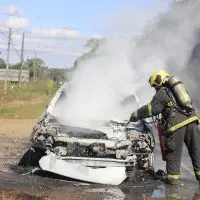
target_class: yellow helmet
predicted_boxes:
[149,69,170,87]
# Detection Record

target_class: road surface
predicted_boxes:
[0,136,199,200]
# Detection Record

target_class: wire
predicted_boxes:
[10,38,21,61]
[0,29,25,65]
[14,10,26,31]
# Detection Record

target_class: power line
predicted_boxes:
[10,38,21,60]
[33,51,36,80]
[18,32,25,87]
[1,30,25,61]
[4,28,12,94]
[1,28,30,67]
[0,29,24,64]
[10,10,26,32]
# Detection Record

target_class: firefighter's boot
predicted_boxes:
[165,185,181,200]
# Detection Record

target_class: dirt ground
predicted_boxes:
[0,119,35,139]
[0,119,34,160]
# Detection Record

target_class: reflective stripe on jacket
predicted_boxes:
[167,116,199,133]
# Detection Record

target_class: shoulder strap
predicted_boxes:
[163,87,191,117]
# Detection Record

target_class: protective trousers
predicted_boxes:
[165,122,200,182]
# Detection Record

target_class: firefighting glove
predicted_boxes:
[129,111,138,122]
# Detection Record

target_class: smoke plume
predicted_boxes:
[53,0,200,129]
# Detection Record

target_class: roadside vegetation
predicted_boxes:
[0,79,58,119]
[0,53,76,119]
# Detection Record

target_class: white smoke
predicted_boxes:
[53,38,139,128]
[53,0,200,129]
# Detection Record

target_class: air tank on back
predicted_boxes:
[168,75,192,108]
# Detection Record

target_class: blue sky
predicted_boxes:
[1,0,154,36]
[0,0,170,68]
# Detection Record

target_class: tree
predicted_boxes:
[11,62,21,69]
[49,68,67,83]
[0,58,6,69]
[24,57,45,79]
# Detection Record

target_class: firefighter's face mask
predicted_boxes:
[153,84,162,91]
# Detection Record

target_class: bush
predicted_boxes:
[46,80,57,96]
[0,79,58,102]
[0,79,59,118]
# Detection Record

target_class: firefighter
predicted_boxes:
[129,69,200,185]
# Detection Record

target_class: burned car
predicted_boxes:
[19,83,155,185]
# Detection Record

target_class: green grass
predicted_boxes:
[0,79,58,102]
[0,103,48,119]
[0,79,58,119]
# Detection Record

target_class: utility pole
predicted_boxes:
[18,32,25,87]
[33,51,36,80]
[4,28,12,94]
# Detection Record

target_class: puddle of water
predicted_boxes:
[151,188,165,198]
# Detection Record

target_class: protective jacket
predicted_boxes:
[136,86,200,182]
[136,86,199,132]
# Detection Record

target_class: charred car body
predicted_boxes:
[19,83,155,185]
